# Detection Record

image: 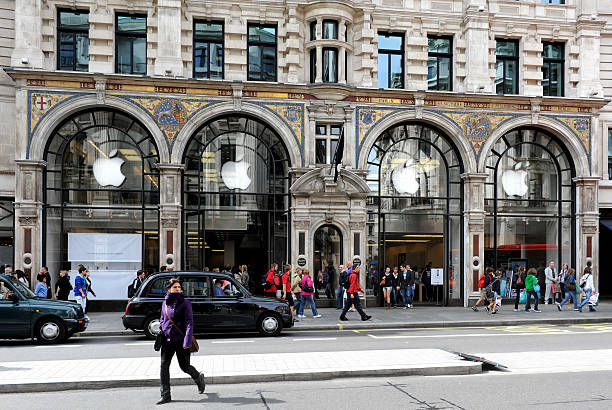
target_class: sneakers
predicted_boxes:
[361,315,372,321]
[339,316,348,321]
[556,303,562,311]
[314,314,322,318]
[403,306,407,310]
[471,306,478,312]
[533,309,542,313]
[573,308,580,311]
[589,308,597,312]
[513,308,519,312]
[349,308,356,312]
[297,314,305,318]
[491,311,497,314]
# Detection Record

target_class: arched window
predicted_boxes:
[182,115,290,279]
[484,127,575,271]
[365,122,464,304]
[44,109,160,299]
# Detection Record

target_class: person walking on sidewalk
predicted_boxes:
[472,268,493,311]
[264,263,279,298]
[35,275,48,298]
[55,270,72,301]
[380,267,392,309]
[544,261,557,305]
[298,269,321,318]
[557,268,579,311]
[291,268,303,320]
[391,267,401,307]
[559,263,569,301]
[74,268,87,316]
[157,278,205,405]
[513,266,527,312]
[525,268,541,313]
[339,265,372,322]
[336,264,346,309]
[281,264,295,321]
[578,267,596,313]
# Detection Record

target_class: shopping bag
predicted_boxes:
[495,295,502,307]
[519,289,527,304]
[589,292,599,306]
[533,284,541,293]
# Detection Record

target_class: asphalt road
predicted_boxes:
[2,370,610,409]
[1,322,611,362]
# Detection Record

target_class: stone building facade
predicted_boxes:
[0,0,609,304]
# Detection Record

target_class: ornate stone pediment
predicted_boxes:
[290,168,370,196]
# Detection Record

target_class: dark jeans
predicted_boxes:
[401,286,414,306]
[514,287,524,309]
[336,286,344,309]
[160,340,200,398]
[524,290,539,311]
[391,288,399,306]
[294,292,302,314]
[340,292,367,320]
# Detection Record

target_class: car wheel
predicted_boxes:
[257,313,283,337]
[36,317,67,344]
[143,316,161,340]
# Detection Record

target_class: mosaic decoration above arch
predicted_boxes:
[354,106,403,163]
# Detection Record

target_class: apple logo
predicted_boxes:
[501,161,529,197]
[221,160,252,190]
[392,159,419,194]
[93,149,126,187]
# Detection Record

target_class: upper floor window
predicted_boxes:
[57,10,89,71]
[427,36,452,91]
[193,21,223,79]
[378,33,404,89]
[322,20,338,40]
[323,48,338,83]
[495,39,519,95]
[608,129,612,179]
[315,124,342,164]
[116,14,147,75]
[310,21,317,41]
[247,24,277,82]
[541,0,565,4]
[542,42,564,97]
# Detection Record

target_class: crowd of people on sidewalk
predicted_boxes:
[472,261,599,314]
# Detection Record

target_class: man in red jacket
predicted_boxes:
[264,263,279,298]
[339,265,372,321]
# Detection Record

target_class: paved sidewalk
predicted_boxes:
[82,302,612,337]
[0,348,480,393]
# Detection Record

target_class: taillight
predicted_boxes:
[125,301,131,314]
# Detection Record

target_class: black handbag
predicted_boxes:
[154,331,164,351]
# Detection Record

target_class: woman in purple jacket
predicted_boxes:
[157,278,205,405]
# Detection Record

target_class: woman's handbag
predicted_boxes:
[164,305,199,353]
[154,331,164,352]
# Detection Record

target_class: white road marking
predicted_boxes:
[368,330,612,339]
[123,342,154,346]
[293,337,337,341]
[34,345,83,349]
[211,340,254,344]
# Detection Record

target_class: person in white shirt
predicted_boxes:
[578,267,596,312]
[544,261,557,304]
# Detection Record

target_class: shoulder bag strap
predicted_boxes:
[164,304,186,338]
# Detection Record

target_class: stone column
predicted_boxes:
[154,0,184,77]
[574,177,600,288]
[339,20,347,84]
[11,0,44,68]
[316,45,323,83]
[461,4,492,93]
[158,164,183,271]
[14,160,45,287]
[462,173,487,307]
[575,19,604,98]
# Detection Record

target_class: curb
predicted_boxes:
[0,362,482,394]
[77,316,612,338]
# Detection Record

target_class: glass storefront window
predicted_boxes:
[44,109,160,299]
[0,199,14,267]
[484,127,575,272]
[366,122,463,305]
[183,116,290,284]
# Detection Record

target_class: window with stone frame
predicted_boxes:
[542,42,564,97]
[608,129,612,180]
[247,24,277,82]
[541,0,565,4]
[193,21,224,79]
[427,36,452,91]
[115,14,147,75]
[378,32,404,89]
[495,39,519,95]
[57,9,89,71]
[315,124,341,164]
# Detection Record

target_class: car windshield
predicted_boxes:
[3,276,37,299]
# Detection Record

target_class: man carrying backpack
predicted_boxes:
[472,268,493,312]
[339,265,372,322]
[263,263,279,298]
[128,270,145,298]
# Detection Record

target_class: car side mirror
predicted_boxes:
[9,293,20,303]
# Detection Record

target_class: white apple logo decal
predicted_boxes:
[93,149,126,187]
[221,160,252,190]
[501,161,529,197]
[392,159,419,194]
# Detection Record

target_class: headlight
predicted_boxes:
[275,306,290,314]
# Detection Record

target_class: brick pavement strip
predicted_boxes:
[0,349,481,393]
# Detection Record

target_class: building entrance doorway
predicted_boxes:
[313,225,343,300]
